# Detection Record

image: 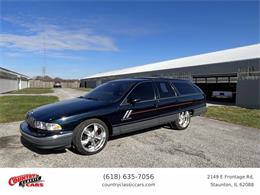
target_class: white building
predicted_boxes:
[0,67,30,93]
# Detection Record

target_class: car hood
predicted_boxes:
[28,97,109,122]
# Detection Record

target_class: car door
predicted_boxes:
[154,80,179,123]
[116,81,157,134]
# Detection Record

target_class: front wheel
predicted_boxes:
[72,119,109,155]
[169,111,191,130]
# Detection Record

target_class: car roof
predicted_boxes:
[111,77,190,83]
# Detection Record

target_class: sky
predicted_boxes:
[0,0,259,79]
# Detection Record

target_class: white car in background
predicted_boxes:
[53,82,62,88]
[212,91,234,99]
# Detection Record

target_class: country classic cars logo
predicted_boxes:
[8,174,44,187]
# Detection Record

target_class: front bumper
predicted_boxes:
[20,121,73,149]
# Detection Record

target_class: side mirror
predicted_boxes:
[127,98,140,104]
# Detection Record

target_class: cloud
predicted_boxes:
[0,17,118,52]
[2,50,85,60]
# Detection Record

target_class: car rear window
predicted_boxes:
[173,82,199,95]
[156,82,175,98]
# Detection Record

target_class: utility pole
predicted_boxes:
[42,66,46,77]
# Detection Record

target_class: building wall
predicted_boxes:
[236,74,260,109]
[21,80,29,89]
[0,78,18,93]
[81,59,260,87]
[80,80,96,88]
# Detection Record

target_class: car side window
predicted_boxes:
[156,81,176,98]
[127,82,155,102]
[173,82,198,95]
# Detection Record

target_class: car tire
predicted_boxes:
[169,111,191,130]
[72,119,109,155]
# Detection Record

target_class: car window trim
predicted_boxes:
[171,81,200,96]
[120,81,156,106]
[155,81,177,99]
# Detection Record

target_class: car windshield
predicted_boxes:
[84,80,136,102]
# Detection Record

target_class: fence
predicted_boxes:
[30,80,80,88]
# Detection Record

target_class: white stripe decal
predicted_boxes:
[123,110,129,119]
[127,110,132,118]
[122,110,132,120]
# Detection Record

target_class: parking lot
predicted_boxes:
[0,88,259,168]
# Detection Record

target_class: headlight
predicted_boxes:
[34,121,62,131]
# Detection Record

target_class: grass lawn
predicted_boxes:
[203,106,260,129]
[0,96,58,123]
[10,88,53,94]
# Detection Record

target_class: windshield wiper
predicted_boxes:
[84,97,99,101]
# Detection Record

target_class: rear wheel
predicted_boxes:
[169,111,191,130]
[72,119,109,155]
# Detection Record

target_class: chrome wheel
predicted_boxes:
[80,123,107,153]
[178,111,190,128]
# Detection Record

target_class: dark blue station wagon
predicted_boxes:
[20,78,207,155]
